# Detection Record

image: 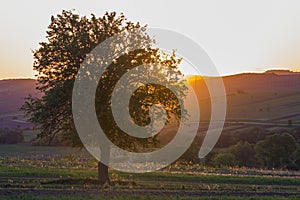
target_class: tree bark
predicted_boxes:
[98,144,110,185]
[98,161,109,185]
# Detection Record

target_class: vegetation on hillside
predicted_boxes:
[0,128,23,144]
[199,132,300,170]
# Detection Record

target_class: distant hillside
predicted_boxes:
[223,72,300,93]
[0,79,39,129]
[1,71,300,130]
[190,72,300,121]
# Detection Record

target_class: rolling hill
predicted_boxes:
[0,79,39,129]
[190,72,300,123]
[1,71,300,130]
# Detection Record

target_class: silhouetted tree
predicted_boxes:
[22,10,186,184]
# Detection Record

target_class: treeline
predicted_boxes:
[182,127,300,170]
[208,133,300,170]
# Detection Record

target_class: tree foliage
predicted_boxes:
[23,11,143,145]
[209,133,300,169]
[255,133,299,169]
[229,141,255,167]
[22,10,186,151]
[211,152,237,167]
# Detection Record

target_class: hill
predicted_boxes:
[0,79,39,129]
[190,72,300,122]
[1,71,300,130]
[184,71,300,154]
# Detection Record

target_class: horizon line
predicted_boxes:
[1,68,300,81]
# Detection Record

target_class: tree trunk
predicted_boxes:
[98,161,109,185]
[98,144,110,185]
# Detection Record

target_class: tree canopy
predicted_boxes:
[22,10,185,147]
[255,133,299,169]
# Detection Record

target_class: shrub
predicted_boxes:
[287,148,300,170]
[0,128,24,144]
[229,141,256,167]
[211,152,237,167]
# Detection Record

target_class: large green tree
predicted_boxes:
[229,141,255,167]
[22,10,186,184]
[255,133,299,169]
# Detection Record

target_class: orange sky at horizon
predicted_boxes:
[2,1,300,80]
[2,67,300,81]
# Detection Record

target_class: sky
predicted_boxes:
[1,0,300,79]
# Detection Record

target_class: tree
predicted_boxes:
[22,10,186,184]
[211,152,237,167]
[287,147,300,170]
[229,141,255,167]
[255,133,299,169]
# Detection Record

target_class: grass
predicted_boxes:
[1,195,300,200]
[0,164,299,199]
[0,144,299,199]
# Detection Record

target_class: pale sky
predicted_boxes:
[1,0,300,79]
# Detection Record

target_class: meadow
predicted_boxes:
[0,144,299,199]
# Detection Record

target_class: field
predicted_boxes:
[1,75,300,199]
[0,144,299,199]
